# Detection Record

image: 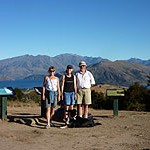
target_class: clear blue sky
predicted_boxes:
[0,0,150,60]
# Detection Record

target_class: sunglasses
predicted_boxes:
[80,65,86,68]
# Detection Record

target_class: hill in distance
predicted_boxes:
[0,53,150,87]
[0,54,106,80]
[88,60,150,86]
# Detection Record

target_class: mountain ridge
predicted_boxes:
[0,54,150,86]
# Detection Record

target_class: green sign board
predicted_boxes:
[106,89,125,97]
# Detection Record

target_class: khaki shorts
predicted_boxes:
[77,88,91,105]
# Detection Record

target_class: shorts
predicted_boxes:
[64,92,75,105]
[45,90,58,108]
[77,88,91,105]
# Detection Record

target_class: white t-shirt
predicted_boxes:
[76,70,95,89]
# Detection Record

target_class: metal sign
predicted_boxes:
[0,87,14,120]
[0,87,14,96]
[106,89,125,97]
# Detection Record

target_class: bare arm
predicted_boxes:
[61,75,65,99]
[42,76,47,100]
[74,75,77,100]
[74,75,77,94]
[57,77,61,102]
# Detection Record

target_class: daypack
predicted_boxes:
[67,109,96,128]
[68,115,95,128]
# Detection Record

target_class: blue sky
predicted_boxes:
[0,0,150,61]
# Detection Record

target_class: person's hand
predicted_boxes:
[58,96,60,102]
[42,95,45,100]
[61,95,64,100]
[75,93,77,100]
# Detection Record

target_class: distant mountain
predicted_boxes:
[127,58,150,66]
[0,54,106,80]
[88,60,150,86]
[0,54,150,86]
[24,73,62,81]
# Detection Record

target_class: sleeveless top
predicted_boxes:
[64,75,74,92]
[46,77,58,91]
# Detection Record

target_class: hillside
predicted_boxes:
[0,54,106,80]
[88,60,150,86]
[127,58,150,66]
[0,54,150,86]
[0,54,105,80]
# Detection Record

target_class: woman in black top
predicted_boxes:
[61,65,77,124]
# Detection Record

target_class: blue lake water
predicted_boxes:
[0,80,43,89]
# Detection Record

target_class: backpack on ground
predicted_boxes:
[67,109,96,128]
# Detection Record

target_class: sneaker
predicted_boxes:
[63,118,66,123]
[66,118,70,125]
[45,124,50,129]
[50,123,55,127]
[60,125,68,129]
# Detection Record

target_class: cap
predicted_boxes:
[79,61,86,67]
[67,65,73,69]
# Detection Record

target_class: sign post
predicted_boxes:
[113,98,118,116]
[106,89,125,117]
[34,87,46,117]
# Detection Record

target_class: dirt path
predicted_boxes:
[0,106,150,150]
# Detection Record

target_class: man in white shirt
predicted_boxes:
[76,61,95,118]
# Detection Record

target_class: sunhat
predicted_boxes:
[79,61,86,67]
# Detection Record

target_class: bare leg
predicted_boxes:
[84,104,88,118]
[65,105,69,119]
[46,107,50,125]
[69,105,73,110]
[77,104,82,117]
[50,107,55,123]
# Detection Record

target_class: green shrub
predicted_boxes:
[91,90,106,109]
[124,82,150,111]
[8,88,41,105]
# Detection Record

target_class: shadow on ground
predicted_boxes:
[7,113,66,129]
[7,113,102,129]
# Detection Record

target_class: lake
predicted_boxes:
[0,80,43,89]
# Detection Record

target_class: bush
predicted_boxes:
[8,88,24,101]
[22,90,41,105]
[91,90,106,109]
[8,88,41,106]
[91,82,150,111]
[124,82,150,111]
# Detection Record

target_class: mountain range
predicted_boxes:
[0,54,150,86]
